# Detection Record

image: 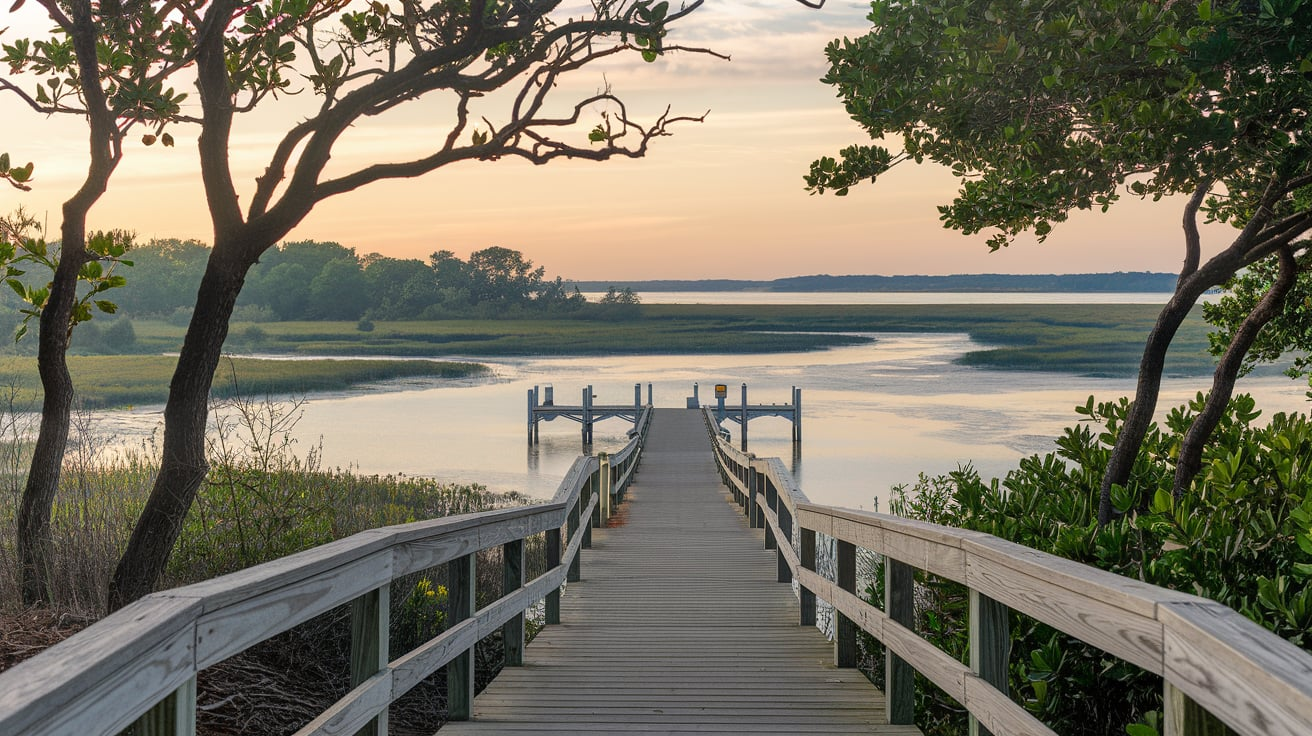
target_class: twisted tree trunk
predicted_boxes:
[16,0,119,605]
[1172,246,1297,497]
[108,243,256,610]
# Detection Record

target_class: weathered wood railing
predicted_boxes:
[0,406,652,736]
[703,408,1312,736]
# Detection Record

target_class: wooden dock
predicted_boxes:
[7,400,1310,736]
[442,409,913,735]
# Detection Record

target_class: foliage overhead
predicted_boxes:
[807,0,1312,250]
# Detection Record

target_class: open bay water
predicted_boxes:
[93,325,1310,511]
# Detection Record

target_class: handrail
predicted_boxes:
[701,408,1312,736]
[0,408,654,736]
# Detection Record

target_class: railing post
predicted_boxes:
[568,495,582,582]
[546,527,562,625]
[447,553,475,721]
[350,583,391,736]
[835,540,857,667]
[885,557,915,726]
[776,506,792,583]
[800,527,816,626]
[764,478,778,550]
[1164,683,1239,736]
[503,539,525,667]
[599,454,611,525]
[748,465,761,528]
[129,677,197,736]
[740,382,748,451]
[582,476,594,550]
[969,590,1010,736]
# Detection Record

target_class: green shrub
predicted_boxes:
[872,393,1312,736]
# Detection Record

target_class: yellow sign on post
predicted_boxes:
[714,384,727,398]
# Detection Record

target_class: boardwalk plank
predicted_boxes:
[440,409,915,736]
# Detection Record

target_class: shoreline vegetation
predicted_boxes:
[13,302,1225,408]
[0,355,489,409]
[0,393,531,731]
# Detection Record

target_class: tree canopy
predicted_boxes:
[103,0,714,607]
[807,0,1312,249]
[808,0,1312,523]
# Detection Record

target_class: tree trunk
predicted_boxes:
[1172,247,1297,497]
[108,244,254,610]
[1096,263,1248,525]
[16,245,82,605]
[15,0,118,605]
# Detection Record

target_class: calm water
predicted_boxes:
[95,331,1310,511]
[580,291,1205,305]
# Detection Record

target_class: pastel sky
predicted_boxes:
[2,0,1239,280]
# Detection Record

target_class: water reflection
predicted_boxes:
[92,333,1309,511]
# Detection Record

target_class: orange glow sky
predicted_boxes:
[2,1,1240,281]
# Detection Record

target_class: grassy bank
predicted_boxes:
[0,303,1222,408]
[641,303,1218,376]
[0,355,487,408]
[117,302,1217,377]
[0,396,537,731]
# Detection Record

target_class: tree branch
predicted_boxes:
[1180,179,1212,279]
[1172,244,1297,497]
[194,0,246,234]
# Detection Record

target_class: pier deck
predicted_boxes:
[442,409,913,734]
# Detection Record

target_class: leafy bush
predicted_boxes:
[870,393,1312,736]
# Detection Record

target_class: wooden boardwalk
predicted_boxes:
[442,408,915,735]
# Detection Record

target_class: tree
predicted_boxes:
[362,255,441,318]
[467,246,546,305]
[1205,249,1312,382]
[807,0,1312,525]
[308,257,369,319]
[112,239,211,316]
[3,0,191,603]
[109,0,719,607]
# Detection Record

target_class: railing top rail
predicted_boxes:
[701,409,1312,736]
[705,407,808,513]
[0,399,657,736]
[610,406,652,466]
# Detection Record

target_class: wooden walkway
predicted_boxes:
[441,408,916,735]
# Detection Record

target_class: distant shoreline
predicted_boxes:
[567,271,1178,293]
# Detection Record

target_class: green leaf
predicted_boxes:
[94,300,117,314]
[1150,487,1173,514]
[1197,0,1211,21]
[641,49,658,63]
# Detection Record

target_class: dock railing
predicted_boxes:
[703,407,1312,736]
[0,406,653,736]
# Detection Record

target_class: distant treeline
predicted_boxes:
[2,239,642,326]
[568,272,1179,293]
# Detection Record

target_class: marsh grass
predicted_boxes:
[0,355,487,409]
[0,388,523,617]
[116,303,1220,377]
